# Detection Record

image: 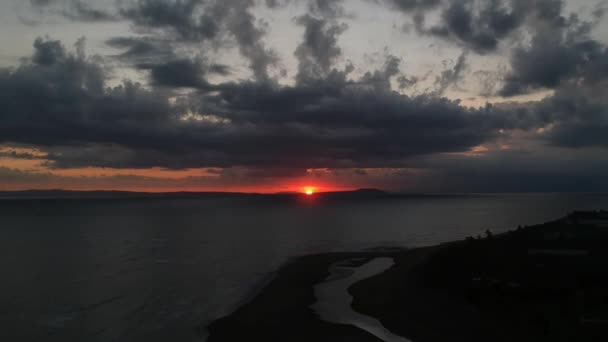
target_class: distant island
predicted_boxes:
[207,211,608,342]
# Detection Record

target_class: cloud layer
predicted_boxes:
[1,0,607,191]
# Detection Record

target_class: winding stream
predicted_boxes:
[310,257,411,342]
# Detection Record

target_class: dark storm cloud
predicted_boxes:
[119,0,276,80]
[32,38,66,65]
[531,85,608,148]
[294,14,349,84]
[264,0,283,8]
[385,0,608,96]
[29,0,118,22]
[548,121,608,148]
[5,1,606,193]
[307,0,346,18]
[388,0,599,58]
[0,36,542,171]
[119,0,212,40]
[500,14,607,96]
[106,36,175,63]
[408,149,608,193]
[136,58,229,88]
[440,0,521,53]
[264,0,347,17]
[107,36,230,88]
[409,0,524,53]
[0,38,173,150]
[358,55,403,91]
[137,59,209,88]
[62,1,118,22]
[381,0,442,12]
[224,0,277,80]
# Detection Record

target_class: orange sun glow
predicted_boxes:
[303,187,315,195]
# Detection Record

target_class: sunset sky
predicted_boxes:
[1,0,608,193]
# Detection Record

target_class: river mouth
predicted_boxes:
[310,257,411,342]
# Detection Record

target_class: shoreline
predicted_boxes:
[207,212,608,341]
[206,247,448,342]
[206,251,404,341]
[205,244,516,341]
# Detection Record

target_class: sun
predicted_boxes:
[303,187,315,195]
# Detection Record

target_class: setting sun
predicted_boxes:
[302,187,316,195]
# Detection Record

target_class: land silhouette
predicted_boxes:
[209,211,608,341]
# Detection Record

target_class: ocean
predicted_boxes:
[1,193,608,341]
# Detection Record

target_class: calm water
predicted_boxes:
[1,193,608,341]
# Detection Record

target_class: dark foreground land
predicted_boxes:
[208,211,608,342]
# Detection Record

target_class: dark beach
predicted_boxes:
[208,211,608,342]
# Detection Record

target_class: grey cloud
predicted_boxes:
[548,121,608,148]
[62,1,118,22]
[136,58,229,88]
[294,14,348,84]
[29,0,118,22]
[383,0,442,12]
[500,14,606,96]
[473,69,501,97]
[358,55,404,91]
[119,0,212,40]
[392,0,594,57]
[32,38,66,65]
[106,36,175,63]
[532,85,608,148]
[408,149,608,193]
[4,34,607,169]
[0,37,528,171]
[119,0,276,80]
[8,2,608,192]
[264,0,347,17]
[224,0,277,80]
[307,0,346,19]
[137,59,209,88]
[396,0,608,98]
[433,51,468,95]
[264,0,284,8]
[386,0,608,96]
[2,36,607,195]
[30,0,56,6]
[0,38,172,150]
[412,0,523,54]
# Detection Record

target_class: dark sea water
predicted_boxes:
[1,193,608,341]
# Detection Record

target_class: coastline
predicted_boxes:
[207,245,491,342]
[206,246,489,342]
[207,212,608,342]
[206,251,399,341]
